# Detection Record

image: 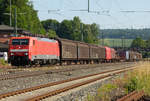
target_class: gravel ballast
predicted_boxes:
[0,62,137,95]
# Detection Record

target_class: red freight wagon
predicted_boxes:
[9,37,60,66]
[105,46,111,60]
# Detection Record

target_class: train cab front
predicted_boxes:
[9,37,30,66]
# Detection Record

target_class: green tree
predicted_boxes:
[47,29,57,38]
[146,38,150,48]
[58,19,73,40]
[71,16,81,41]
[83,24,93,43]
[41,16,100,44]
[90,23,99,44]
[82,23,99,44]
[41,19,59,33]
[131,37,146,48]
[0,0,45,34]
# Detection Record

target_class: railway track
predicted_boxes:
[117,90,145,101]
[0,66,136,101]
[0,62,134,81]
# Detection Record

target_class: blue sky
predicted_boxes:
[32,0,150,29]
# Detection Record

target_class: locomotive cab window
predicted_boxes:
[12,39,29,45]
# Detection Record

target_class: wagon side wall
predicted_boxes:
[98,46,105,59]
[89,45,99,59]
[59,39,78,60]
[77,42,90,60]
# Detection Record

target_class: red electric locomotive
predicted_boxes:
[104,47,117,62]
[9,37,60,66]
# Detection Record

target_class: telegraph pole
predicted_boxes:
[122,36,124,49]
[88,0,90,12]
[113,40,114,48]
[102,32,104,46]
[10,0,12,26]
[14,8,17,34]
[80,23,83,41]
[13,8,26,36]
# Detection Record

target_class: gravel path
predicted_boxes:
[0,62,137,95]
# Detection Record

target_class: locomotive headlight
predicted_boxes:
[11,53,14,55]
[24,53,28,55]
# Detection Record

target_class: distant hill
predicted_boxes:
[100,29,150,40]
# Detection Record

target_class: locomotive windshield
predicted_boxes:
[12,39,29,45]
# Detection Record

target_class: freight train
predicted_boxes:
[8,36,142,66]
[117,50,142,61]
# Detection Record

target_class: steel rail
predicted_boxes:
[0,67,135,100]
[25,67,135,101]
[117,90,144,101]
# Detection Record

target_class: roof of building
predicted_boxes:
[0,38,8,43]
[0,25,22,31]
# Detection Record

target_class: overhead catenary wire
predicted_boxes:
[114,0,134,27]
[120,10,150,13]
[31,0,150,29]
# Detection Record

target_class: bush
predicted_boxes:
[97,84,117,101]
[124,76,138,92]
[124,62,150,95]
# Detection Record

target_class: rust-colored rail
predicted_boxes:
[25,68,134,101]
[0,67,134,100]
[0,71,45,81]
[117,90,144,101]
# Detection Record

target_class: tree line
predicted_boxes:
[101,29,150,40]
[41,17,99,44]
[131,37,150,58]
[131,37,150,48]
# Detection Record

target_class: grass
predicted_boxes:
[99,38,133,47]
[0,59,7,66]
[84,62,150,101]
[123,62,150,95]
[97,84,117,101]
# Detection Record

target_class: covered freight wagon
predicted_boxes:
[118,50,142,61]
[89,44,99,59]
[77,42,90,60]
[98,46,105,61]
[57,38,78,61]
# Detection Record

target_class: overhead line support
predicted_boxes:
[88,0,90,12]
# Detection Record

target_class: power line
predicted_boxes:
[120,10,150,13]
[113,0,134,25]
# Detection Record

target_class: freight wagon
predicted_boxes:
[118,50,142,61]
[58,38,105,65]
